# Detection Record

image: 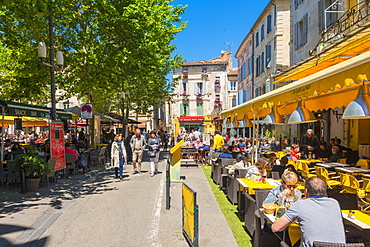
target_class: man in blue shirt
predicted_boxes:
[272,177,345,247]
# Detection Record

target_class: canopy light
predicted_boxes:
[288,101,317,124]
[342,85,370,119]
[263,105,285,125]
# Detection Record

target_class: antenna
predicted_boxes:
[224,42,233,52]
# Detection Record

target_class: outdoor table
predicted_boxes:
[335,167,370,176]
[315,162,350,169]
[259,208,301,246]
[342,210,370,232]
[237,178,278,195]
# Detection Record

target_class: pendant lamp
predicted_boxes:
[263,105,285,124]
[342,85,370,119]
[288,101,317,124]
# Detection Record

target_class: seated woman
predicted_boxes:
[245,157,268,179]
[263,170,302,204]
[317,141,332,159]
[229,154,250,175]
[218,145,233,159]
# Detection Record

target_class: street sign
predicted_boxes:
[81,104,93,119]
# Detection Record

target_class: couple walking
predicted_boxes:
[112,129,161,178]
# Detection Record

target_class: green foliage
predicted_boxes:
[14,145,50,178]
[0,0,186,114]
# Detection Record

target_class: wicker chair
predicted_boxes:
[46,158,57,187]
[313,241,364,247]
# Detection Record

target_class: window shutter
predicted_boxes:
[243,62,247,79]
[180,83,183,94]
[303,14,308,45]
[261,52,265,73]
[180,103,183,116]
[267,15,272,33]
[186,104,189,116]
[294,0,298,9]
[203,82,206,94]
[261,25,265,40]
[295,22,299,49]
[194,82,198,94]
[197,103,203,116]
[318,0,324,32]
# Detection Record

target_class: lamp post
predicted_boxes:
[37,7,64,121]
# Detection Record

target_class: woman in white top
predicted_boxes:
[245,157,268,179]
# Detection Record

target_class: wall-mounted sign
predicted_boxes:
[81,104,93,119]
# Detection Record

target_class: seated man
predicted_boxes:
[263,171,302,204]
[267,153,280,168]
[272,177,345,247]
[218,145,233,159]
[271,156,288,178]
[322,146,342,163]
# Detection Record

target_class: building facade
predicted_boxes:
[171,51,234,135]
[251,0,291,97]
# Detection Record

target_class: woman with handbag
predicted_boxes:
[148,131,161,177]
[111,134,127,180]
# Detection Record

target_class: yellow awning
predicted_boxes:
[0,116,48,127]
[221,50,370,118]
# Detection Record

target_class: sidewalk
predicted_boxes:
[157,155,238,246]
[0,152,238,246]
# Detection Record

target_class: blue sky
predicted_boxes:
[171,0,270,66]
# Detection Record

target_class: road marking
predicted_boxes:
[149,171,166,247]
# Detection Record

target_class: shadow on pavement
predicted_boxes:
[0,171,118,217]
[0,224,48,246]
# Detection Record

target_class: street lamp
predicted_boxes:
[37,7,64,121]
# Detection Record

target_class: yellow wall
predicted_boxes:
[348,119,370,150]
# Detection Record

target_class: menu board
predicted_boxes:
[50,122,66,170]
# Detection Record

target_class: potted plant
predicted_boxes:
[14,145,50,192]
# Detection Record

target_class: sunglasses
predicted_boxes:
[282,181,297,189]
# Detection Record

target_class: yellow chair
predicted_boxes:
[301,162,315,180]
[337,158,347,164]
[360,177,370,211]
[340,173,370,210]
[315,166,341,189]
[356,159,370,169]
[287,160,298,170]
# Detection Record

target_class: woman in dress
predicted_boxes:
[148,131,161,177]
[111,134,127,179]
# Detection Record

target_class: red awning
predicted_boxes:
[179,116,204,122]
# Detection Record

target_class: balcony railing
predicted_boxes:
[311,1,370,55]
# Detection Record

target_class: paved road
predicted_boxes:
[1,151,238,247]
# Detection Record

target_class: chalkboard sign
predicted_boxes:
[14,118,22,130]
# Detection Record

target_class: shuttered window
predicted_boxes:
[196,103,203,116]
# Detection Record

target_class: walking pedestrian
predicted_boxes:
[105,128,115,160]
[148,131,161,177]
[125,131,134,164]
[162,131,169,151]
[111,134,127,180]
[130,129,147,174]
